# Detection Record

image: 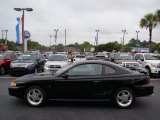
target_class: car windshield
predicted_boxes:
[144,54,159,60]
[0,55,4,60]
[17,55,31,60]
[48,55,67,61]
[114,54,134,60]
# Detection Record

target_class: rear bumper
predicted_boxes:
[134,84,154,97]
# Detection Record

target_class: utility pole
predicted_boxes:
[54,29,58,45]
[95,29,99,52]
[49,35,52,47]
[65,29,66,46]
[136,31,140,40]
[122,30,127,51]
[4,30,8,44]
[1,30,4,40]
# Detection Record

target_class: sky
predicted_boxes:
[0,0,160,47]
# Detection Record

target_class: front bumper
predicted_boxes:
[8,86,25,98]
[10,67,34,75]
[134,84,154,97]
[151,68,160,74]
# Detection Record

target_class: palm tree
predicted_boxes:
[140,13,157,52]
[156,10,160,21]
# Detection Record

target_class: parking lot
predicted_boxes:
[0,75,160,120]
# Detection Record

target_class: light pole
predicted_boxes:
[122,30,127,51]
[49,35,52,47]
[95,29,99,52]
[65,29,66,46]
[136,31,140,40]
[1,30,4,40]
[14,8,33,52]
[54,29,58,45]
[4,30,8,44]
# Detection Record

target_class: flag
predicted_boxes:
[16,17,21,45]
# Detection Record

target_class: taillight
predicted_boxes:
[145,76,150,83]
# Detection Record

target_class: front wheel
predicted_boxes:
[24,86,46,107]
[113,87,135,109]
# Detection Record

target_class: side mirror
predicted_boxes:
[140,58,144,61]
[61,73,68,79]
[111,58,114,62]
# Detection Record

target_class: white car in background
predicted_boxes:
[74,54,86,62]
[134,53,160,76]
[44,54,69,73]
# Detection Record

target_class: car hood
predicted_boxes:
[114,60,137,64]
[15,71,55,82]
[12,59,34,63]
[45,61,68,66]
[145,60,160,64]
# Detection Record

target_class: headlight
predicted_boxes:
[11,82,17,87]
[44,64,49,68]
[151,63,157,68]
[10,63,15,68]
[25,63,34,68]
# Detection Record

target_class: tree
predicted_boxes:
[156,10,160,23]
[140,13,157,52]
[56,44,64,52]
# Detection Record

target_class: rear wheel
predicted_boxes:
[24,86,46,107]
[113,87,135,109]
[0,66,5,75]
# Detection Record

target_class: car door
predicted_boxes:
[52,63,103,99]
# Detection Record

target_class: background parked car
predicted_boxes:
[44,54,69,73]
[0,53,17,75]
[95,52,109,61]
[74,54,86,62]
[10,52,46,76]
[86,52,95,60]
[109,53,141,69]
[134,53,160,76]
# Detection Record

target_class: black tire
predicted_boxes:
[145,66,152,77]
[113,87,135,109]
[34,67,38,73]
[0,66,5,75]
[24,86,46,107]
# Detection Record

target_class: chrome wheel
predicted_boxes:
[116,90,133,108]
[114,87,135,108]
[26,88,43,106]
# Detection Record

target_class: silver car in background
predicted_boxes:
[44,54,69,73]
[74,54,86,62]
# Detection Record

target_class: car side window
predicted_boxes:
[135,54,139,60]
[139,54,144,60]
[68,64,102,76]
[104,65,116,75]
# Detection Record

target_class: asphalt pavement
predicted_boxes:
[0,75,160,120]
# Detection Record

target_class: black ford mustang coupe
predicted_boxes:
[8,60,154,108]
